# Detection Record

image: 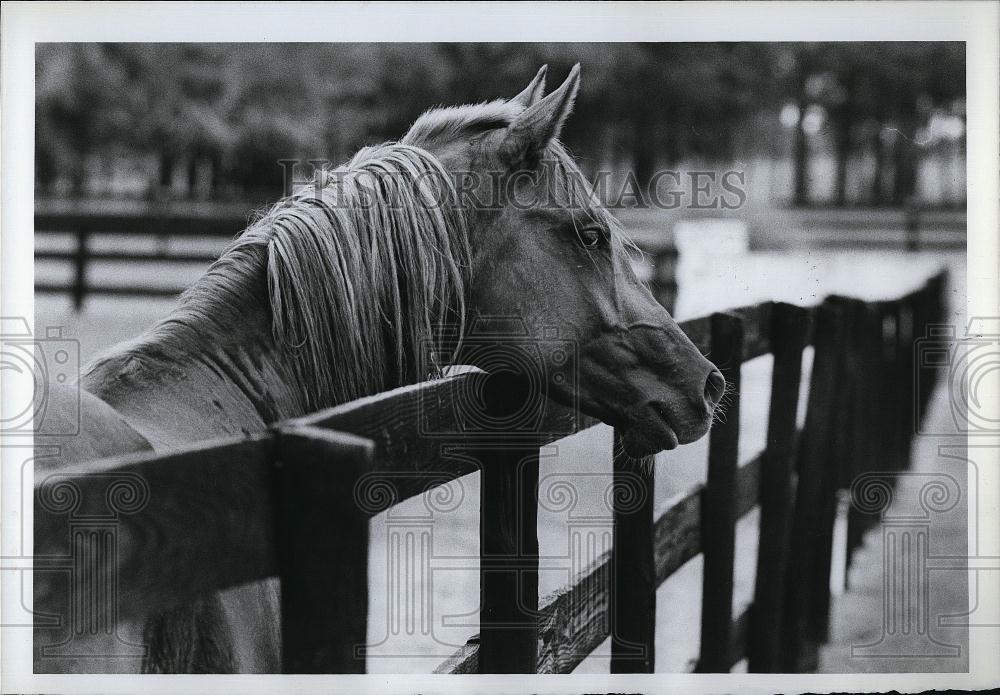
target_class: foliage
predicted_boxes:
[35,42,965,206]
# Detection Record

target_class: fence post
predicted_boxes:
[72,227,89,311]
[920,271,949,410]
[273,427,374,673]
[651,246,679,315]
[697,311,743,672]
[782,299,846,671]
[840,298,870,582]
[610,435,655,673]
[895,295,916,472]
[862,302,888,469]
[813,298,865,642]
[747,303,809,672]
[479,445,539,673]
[878,302,904,474]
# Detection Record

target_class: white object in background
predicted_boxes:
[673,218,749,257]
[673,219,749,318]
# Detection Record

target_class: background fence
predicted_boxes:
[33,269,946,673]
[37,201,967,315]
[35,205,683,312]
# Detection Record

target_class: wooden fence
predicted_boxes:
[33,271,947,674]
[34,205,247,309]
[34,206,679,314]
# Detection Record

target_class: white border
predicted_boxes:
[3,2,998,693]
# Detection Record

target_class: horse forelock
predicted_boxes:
[181,143,471,412]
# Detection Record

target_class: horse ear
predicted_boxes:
[500,63,580,170]
[511,64,548,107]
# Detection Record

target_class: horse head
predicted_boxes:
[403,65,725,456]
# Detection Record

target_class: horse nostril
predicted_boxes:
[704,370,726,408]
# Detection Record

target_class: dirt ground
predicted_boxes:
[33,243,968,674]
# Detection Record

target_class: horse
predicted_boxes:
[34,64,725,674]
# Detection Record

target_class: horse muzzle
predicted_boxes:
[575,326,726,458]
[618,389,719,458]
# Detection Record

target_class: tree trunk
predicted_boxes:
[159,151,174,191]
[631,113,657,192]
[186,147,200,199]
[71,156,87,196]
[891,115,919,206]
[792,92,810,207]
[870,127,887,206]
[833,115,852,207]
[208,149,225,198]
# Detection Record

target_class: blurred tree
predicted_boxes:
[791,42,965,207]
[34,42,965,207]
[36,44,134,193]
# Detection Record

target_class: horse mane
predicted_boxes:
[97,101,634,417]
[171,143,471,411]
[403,99,523,147]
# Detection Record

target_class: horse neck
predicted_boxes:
[163,247,318,419]
[84,249,310,445]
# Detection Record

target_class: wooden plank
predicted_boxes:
[433,635,481,674]
[913,282,933,413]
[697,312,743,672]
[734,451,763,520]
[34,434,276,625]
[727,605,752,670]
[436,448,771,675]
[730,301,773,361]
[437,487,691,674]
[35,283,184,298]
[652,485,704,586]
[683,302,777,361]
[36,250,219,263]
[609,434,655,672]
[747,302,810,672]
[679,315,712,356]
[678,300,776,361]
[914,272,948,414]
[273,426,375,673]
[843,298,875,569]
[881,301,905,474]
[534,550,611,674]
[289,371,597,514]
[782,299,845,672]
[478,445,540,673]
[927,274,947,406]
[71,228,88,310]
[35,211,248,237]
[284,303,772,506]
[655,448,763,586]
[893,298,916,473]
[808,299,850,646]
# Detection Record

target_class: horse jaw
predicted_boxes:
[568,324,720,459]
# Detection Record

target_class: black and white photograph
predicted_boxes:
[1,2,998,693]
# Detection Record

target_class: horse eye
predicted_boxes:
[578,226,603,249]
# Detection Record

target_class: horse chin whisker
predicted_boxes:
[612,436,630,460]
[711,392,736,424]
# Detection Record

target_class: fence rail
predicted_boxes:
[34,206,679,312]
[33,265,947,674]
[34,206,246,308]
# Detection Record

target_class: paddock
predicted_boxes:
[33,262,953,673]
